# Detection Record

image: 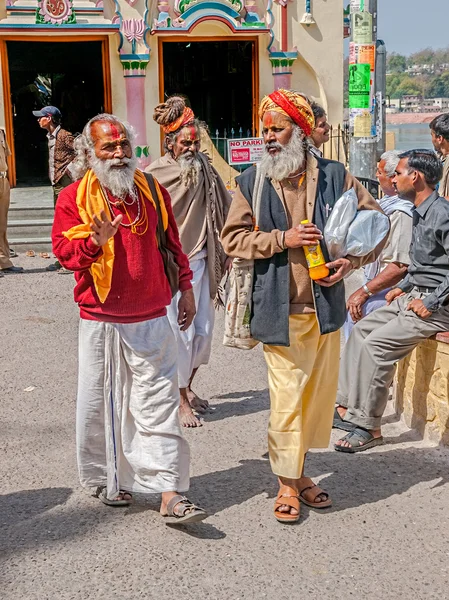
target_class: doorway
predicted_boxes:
[5,40,107,186]
[161,39,258,138]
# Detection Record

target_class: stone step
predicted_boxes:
[8,219,53,228]
[8,206,55,220]
[8,236,52,253]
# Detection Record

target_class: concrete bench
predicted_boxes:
[395,332,449,445]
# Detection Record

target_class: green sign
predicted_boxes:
[348,63,371,108]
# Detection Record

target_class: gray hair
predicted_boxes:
[380,150,401,177]
[69,113,135,181]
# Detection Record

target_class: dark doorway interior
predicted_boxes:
[7,41,105,186]
[162,41,255,138]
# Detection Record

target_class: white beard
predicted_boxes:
[259,127,306,182]
[89,152,138,200]
[178,152,201,188]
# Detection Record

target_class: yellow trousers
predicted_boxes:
[264,314,340,479]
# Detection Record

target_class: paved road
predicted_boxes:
[1,256,449,599]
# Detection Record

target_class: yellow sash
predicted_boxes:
[63,169,168,303]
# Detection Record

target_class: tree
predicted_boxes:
[395,77,421,97]
[409,48,435,66]
[387,52,407,73]
[428,72,449,97]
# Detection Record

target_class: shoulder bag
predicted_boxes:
[144,172,179,298]
[223,165,264,350]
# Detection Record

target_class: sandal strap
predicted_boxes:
[300,485,328,503]
[275,495,300,511]
[166,495,200,517]
[340,427,374,447]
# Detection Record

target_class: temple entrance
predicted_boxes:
[5,40,108,186]
[161,39,258,141]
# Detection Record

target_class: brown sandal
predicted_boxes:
[274,486,300,523]
[161,495,207,525]
[26,250,35,257]
[298,478,332,509]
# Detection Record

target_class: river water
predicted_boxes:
[386,123,434,151]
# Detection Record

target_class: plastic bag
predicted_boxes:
[324,188,390,260]
[345,209,390,257]
[324,189,358,260]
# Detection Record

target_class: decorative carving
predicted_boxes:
[36,0,76,25]
[120,53,150,77]
[243,0,264,27]
[122,19,145,53]
[300,0,315,25]
[154,0,172,28]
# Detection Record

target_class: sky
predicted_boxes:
[377,0,449,55]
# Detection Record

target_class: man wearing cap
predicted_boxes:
[33,106,76,205]
[221,89,386,523]
[34,106,76,272]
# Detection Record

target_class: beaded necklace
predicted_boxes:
[100,184,149,235]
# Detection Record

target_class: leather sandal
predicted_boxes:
[94,486,132,507]
[161,495,207,525]
[298,478,332,509]
[274,486,300,523]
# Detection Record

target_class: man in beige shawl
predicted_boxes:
[430,113,449,198]
[147,97,231,427]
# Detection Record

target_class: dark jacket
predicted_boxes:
[236,158,347,345]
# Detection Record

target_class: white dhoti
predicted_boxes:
[77,316,190,501]
[167,250,215,388]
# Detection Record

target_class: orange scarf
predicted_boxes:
[63,169,168,303]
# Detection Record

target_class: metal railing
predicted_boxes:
[322,123,350,165]
[212,127,253,165]
[210,123,350,168]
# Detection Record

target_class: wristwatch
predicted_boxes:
[362,284,373,297]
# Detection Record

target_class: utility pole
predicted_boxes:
[376,39,387,158]
[348,0,378,180]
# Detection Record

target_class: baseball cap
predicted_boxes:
[32,106,62,118]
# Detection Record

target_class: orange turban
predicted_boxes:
[162,107,195,134]
[259,89,315,137]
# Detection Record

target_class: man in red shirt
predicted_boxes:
[52,113,207,524]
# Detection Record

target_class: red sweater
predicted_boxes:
[52,177,193,323]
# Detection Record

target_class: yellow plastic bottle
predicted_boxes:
[301,219,329,280]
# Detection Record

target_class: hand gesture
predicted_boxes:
[407,298,432,319]
[346,287,369,322]
[177,288,196,331]
[316,258,353,287]
[90,211,123,247]
[385,287,405,305]
[284,222,323,249]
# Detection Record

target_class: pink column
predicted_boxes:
[120,54,151,169]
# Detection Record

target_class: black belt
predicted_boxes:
[415,286,435,294]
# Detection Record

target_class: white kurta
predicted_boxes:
[77,316,190,501]
[167,249,215,388]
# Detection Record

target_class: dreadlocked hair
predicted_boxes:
[153,96,186,127]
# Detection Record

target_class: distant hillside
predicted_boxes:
[387,47,449,99]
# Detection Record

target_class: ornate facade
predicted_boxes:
[0,0,344,185]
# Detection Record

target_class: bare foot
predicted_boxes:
[336,405,347,419]
[179,396,202,428]
[187,387,209,414]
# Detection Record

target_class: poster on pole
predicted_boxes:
[352,12,372,44]
[351,109,372,137]
[348,63,371,108]
[227,138,264,165]
[350,0,362,13]
[349,43,375,71]
[358,44,376,71]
